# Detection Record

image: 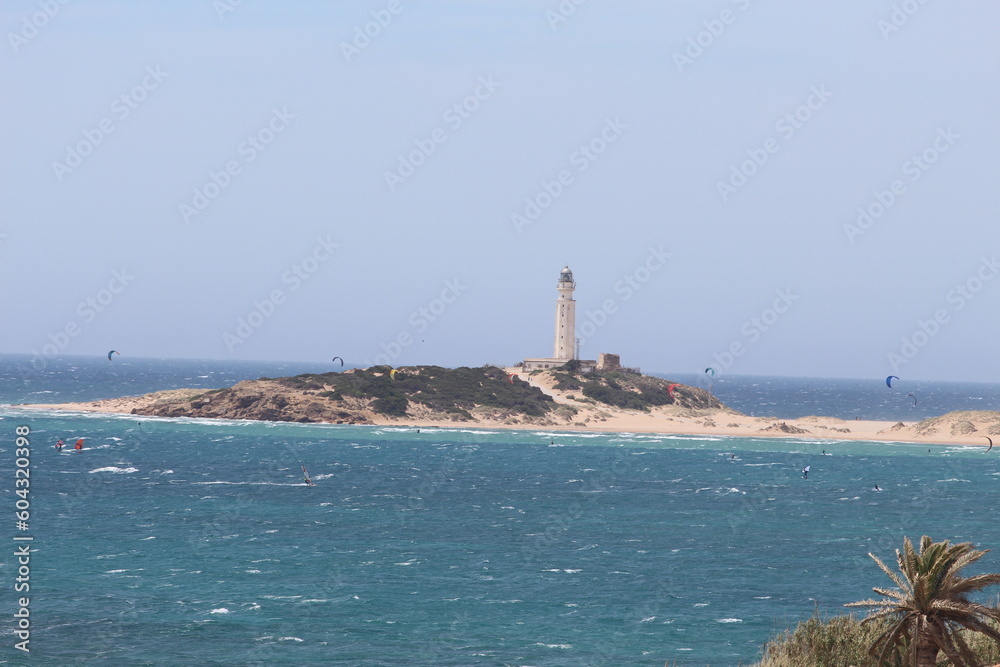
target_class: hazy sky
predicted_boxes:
[2,1,998,382]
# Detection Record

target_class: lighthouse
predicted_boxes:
[554,266,576,360]
[521,266,598,373]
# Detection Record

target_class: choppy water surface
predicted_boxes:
[2,356,999,665]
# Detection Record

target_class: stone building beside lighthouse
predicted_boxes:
[522,266,599,373]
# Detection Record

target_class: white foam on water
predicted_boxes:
[717,618,743,623]
[89,466,138,474]
[209,608,230,614]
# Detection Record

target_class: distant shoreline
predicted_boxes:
[8,364,999,449]
[10,396,997,450]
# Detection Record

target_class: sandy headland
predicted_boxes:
[12,365,1000,449]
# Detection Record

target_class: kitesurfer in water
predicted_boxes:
[874,484,881,491]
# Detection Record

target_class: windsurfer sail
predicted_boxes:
[302,465,315,486]
[74,439,84,450]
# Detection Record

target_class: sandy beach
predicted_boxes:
[13,374,1000,450]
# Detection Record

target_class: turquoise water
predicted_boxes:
[3,356,1000,665]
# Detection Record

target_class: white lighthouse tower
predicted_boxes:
[521,266,598,373]
[554,266,576,360]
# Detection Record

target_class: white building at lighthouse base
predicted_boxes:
[521,357,597,373]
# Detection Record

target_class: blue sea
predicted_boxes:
[2,355,1000,666]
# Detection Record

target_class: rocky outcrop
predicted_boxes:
[128,380,373,424]
[757,422,810,435]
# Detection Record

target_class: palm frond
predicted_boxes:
[871,552,910,592]
[872,586,907,602]
[948,572,1000,596]
[845,598,894,610]
[952,615,1000,644]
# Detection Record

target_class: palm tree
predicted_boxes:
[846,535,1000,666]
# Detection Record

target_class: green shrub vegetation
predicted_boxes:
[755,613,899,666]
[577,373,673,412]
[275,366,554,418]
[753,612,1000,666]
